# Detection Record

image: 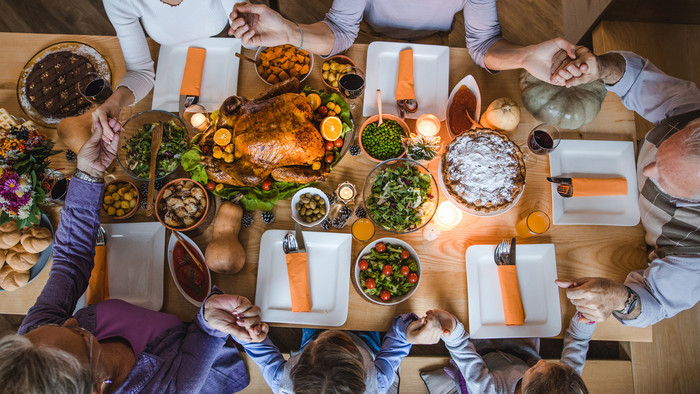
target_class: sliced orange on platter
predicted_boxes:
[306,93,322,110]
[321,116,343,141]
[214,128,232,146]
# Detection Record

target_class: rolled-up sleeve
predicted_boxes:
[464,0,502,70]
[320,0,366,57]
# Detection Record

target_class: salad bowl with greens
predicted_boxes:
[363,158,438,233]
[117,110,189,180]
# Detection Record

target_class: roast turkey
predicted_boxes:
[198,78,328,187]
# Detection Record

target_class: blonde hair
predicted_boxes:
[523,362,588,394]
[0,335,94,394]
[290,331,366,394]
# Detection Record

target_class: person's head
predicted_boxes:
[521,359,588,394]
[290,330,366,394]
[642,117,700,201]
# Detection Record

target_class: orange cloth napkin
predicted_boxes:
[285,253,312,312]
[571,177,627,197]
[497,265,526,325]
[87,245,109,305]
[395,48,415,101]
[179,47,207,96]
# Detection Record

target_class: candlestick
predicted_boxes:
[416,114,441,137]
[434,201,462,230]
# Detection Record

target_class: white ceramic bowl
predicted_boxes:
[167,233,212,307]
[353,237,422,305]
[291,187,330,227]
[446,74,482,138]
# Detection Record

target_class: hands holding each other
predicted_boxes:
[228,2,292,47]
[406,309,457,345]
[556,277,630,323]
[548,45,626,87]
[204,294,269,342]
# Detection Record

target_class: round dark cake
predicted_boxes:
[24,51,95,119]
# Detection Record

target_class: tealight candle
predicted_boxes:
[416,114,441,137]
[434,201,462,230]
[190,113,209,132]
[336,181,356,203]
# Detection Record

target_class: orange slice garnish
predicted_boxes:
[320,116,343,141]
[214,128,232,146]
[306,93,322,110]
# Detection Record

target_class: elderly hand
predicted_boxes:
[228,2,294,47]
[76,119,121,178]
[204,294,268,342]
[406,309,457,344]
[550,47,627,87]
[520,38,578,84]
[555,278,629,322]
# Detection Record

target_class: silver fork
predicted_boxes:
[96,226,106,246]
[557,184,573,198]
[493,239,511,266]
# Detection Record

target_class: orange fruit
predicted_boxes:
[320,116,343,141]
[306,93,322,110]
[214,128,232,146]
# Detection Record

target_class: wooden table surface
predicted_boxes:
[0,32,651,342]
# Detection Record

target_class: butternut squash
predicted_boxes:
[56,110,93,153]
[205,201,246,274]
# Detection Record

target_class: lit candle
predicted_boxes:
[416,114,441,137]
[336,181,356,203]
[190,113,209,132]
[434,201,462,230]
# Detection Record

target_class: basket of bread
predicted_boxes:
[0,215,53,291]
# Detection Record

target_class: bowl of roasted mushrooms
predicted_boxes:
[155,179,209,232]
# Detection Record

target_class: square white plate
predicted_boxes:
[466,244,561,338]
[152,38,242,112]
[255,230,352,326]
[363,41,449,120]
[549,139,640,226]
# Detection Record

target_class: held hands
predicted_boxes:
[521,38,578,85]
[228,2,293,47]
[204,294,269,342]
[76,119,121,178]
[406,309,457,345]
[550,46,599,87]
[555,278,629,322]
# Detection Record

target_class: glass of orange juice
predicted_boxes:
[516,210,551,237]
[352,218,375,242]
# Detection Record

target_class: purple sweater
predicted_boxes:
[18,178,249,394]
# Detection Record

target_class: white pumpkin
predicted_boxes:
[480,98,520,132]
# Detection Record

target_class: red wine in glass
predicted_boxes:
[339,73,365,99]
[527,124,560,155]
[79,73,113,104]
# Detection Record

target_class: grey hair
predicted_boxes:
[684,117,700,157]
[0,335,95,394]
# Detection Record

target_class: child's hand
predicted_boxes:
[426,309,457,336]
[406,310,457,344]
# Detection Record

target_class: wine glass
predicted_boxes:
[527,123,561,155]
[79,72,131,123]
[338,66,366,112]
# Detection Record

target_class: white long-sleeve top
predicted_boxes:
[103,0,235,104]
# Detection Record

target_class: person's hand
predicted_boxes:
[92,97,122,137]
[555,278,629,322]
[406,310,457,344]
[204,294,268,342]
[228,2,294,47]
[521,38,577,85]
[76,119,121,178]
[551,47,627,87]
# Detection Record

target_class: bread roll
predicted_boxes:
[20,226,52,254]
[0,249,6,269]
[0,222,21,249]
[0,265,29,291]
[6,245,39,271]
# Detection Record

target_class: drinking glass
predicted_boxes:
[79,73,113,105]
[527,123,561,155]
[338,66,365,111]
[516,210,551,237]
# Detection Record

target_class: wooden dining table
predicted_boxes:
[0,32,652,342]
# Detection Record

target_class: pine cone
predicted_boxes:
[261,211,275,225]
[339,206,352,220]
[241,212,254,228]
[349,144,361,156]
[320,218,331,231]
[326,192,337,205]
[332,217,346,229]
[65,149,77,162]
[154,179,165,191]
[138,183,149,200]
[355,206,367,219]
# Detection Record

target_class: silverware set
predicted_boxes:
[283,223,307,254]
[494,237,516,266]
[547,176,573,198]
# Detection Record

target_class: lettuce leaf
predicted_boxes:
[180,148,208,184]
[214,181,314,211]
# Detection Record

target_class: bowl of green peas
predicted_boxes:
[359,114,409,162]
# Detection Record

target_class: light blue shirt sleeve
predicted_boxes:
[618,254,700,328]
[559,316,596,375]
[233,337,287,392]
[606,51,700,125]
[375,313,418,393]
[321,0,367,57]
[464,0,503,70]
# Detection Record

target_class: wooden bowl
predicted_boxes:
[155,178,210,232]
[359,114,410,162]
[101,179,139,220]
[320,55,357,91]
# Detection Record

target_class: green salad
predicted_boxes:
[366,164,435,232]
[125,121,188,179]
[358,242,419,301]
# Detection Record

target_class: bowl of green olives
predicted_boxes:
[291,188,330,227]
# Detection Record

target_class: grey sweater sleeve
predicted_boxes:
[559,316,596,375]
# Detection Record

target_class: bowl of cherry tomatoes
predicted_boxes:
[354,238,421,305]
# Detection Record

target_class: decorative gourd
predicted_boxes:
[57,110,93,153]
[480,98,521,132]
[519,71,607,130]
[205,201,246,274]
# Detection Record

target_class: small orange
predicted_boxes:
[320,116,343,141]
[306,93,322,110]
[214,128,232,146]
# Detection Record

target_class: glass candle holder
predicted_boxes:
[416,114,441,137]
[183,104,210,132]
[434,201,463,230]
[335,181,357,204]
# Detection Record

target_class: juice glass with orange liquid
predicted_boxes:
[516,210,551,237]
[352,218,375,242]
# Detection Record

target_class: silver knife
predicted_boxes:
[509,237,516,266]
[294,223,307,254]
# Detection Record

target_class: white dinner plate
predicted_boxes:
[255,230,352,326]
[549,139,640,226]
[363,41,449,120]
[152,37,242,112]
[466,244,561,338]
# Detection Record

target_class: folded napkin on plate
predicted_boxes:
[496,265,526,325]
[572,177,627,197]
[87,244,109,305]
[395,48,415,101]
[285,252,312,312]
[179,47,207,96]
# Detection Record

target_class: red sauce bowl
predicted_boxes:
[167,233,211,306]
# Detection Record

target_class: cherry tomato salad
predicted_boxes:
[358,242,418,301]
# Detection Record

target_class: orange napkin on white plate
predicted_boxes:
[87,245,109,305]
[497,265,526,326]
[572,177,627,197]
[395,48,415,101]
[179,47,206,96]
[285,252,311,312]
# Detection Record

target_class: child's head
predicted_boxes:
[521,360,588,394]
[291,330,366,394]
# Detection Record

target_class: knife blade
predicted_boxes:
[509,237,516,266]
[546,176,572,185]
[179,47,206,123]
[294,223,307,254]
